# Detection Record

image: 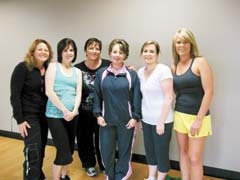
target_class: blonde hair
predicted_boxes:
[24,39,53,70]
[172,28,199,66]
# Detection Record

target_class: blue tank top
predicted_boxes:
[173,59,209,115]
[46,63,78,118]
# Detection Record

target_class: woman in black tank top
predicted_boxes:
[171,28,214,180]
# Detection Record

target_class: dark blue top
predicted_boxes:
[93,66,142,126]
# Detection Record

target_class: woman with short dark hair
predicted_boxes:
[45,38,82,180]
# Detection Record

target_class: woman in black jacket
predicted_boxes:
[10,39,53,180]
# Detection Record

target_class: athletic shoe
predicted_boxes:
[86,167,97,177]
[60,175,70,180]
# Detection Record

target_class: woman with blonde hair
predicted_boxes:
[171,28,214,180]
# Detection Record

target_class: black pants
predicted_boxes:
[76,109,104,170]
[23,114,48,180]
[142,121,173,172]
[48,117,77,165]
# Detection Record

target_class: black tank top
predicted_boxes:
[173,59,209,115]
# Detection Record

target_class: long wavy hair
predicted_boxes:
[24,39,53,70]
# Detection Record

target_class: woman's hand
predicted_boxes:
[97,116,107,127]
[156,122,165,135]
[126,118,137,129]
[63,110,76,121]
[190,119,202,136]
[18,121,31,137]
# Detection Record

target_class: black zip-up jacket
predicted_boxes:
[10,62,47,124]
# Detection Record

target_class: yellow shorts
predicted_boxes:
[173,111,212,138]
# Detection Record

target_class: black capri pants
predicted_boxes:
[48,116,77,165]
[142,121,173,172]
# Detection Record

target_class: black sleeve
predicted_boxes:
[93,70,103,118]
[10,62,27,124]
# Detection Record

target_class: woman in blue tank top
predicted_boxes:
[45,38,82,180]
[171,28,214,180]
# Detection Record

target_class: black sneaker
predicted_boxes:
[60,175,70,180]
[86,167,97,177]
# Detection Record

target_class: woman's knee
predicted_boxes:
[189,155,202,167]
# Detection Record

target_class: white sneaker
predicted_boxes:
[86,167,97,177]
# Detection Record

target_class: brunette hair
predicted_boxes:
[57,38,77,63]
[140,40,160,55]
[84,38,102,52]
[108,39,129,60]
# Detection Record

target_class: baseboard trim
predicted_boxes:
[131,153,240,180]
[1,130,239,180]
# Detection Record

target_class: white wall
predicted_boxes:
[0,0,239,172]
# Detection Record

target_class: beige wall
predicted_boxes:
[0,0,239,172]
